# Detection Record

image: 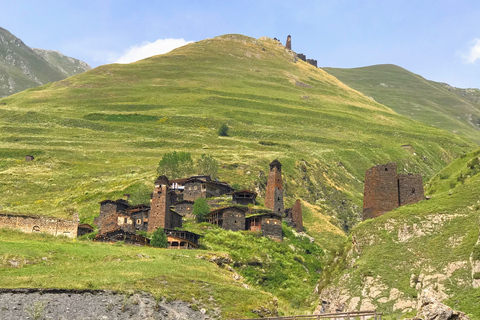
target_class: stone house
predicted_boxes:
[363,163,424,220]
[174,200,195,218]
[182,177,234,201]
[77,223,94,237]
[205,206,247,232]
[245,212,283,241]
[232,190,257,205]
[164,229,202,249]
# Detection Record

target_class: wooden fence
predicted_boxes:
[231,310,382,320]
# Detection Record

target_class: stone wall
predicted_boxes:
[0,213,78,238]
[398,173,424,206]
[174,201,194,218]
[183,180,204,201]
[306,59,318,67]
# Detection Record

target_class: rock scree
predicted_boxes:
[0,288,210,320]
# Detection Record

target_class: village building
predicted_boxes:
[164,229,202,249]
[363,163,424,220]
[173,200,195,218]
[206,206,247,232]
[182,177,234,202]
[77,223,94,237]
[231,190,257,205]
[245,211,283,241]
[94,229,150,245]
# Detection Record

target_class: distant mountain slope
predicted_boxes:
[323,64,480,144]
[317,148,480,318]
[0,27,90,98]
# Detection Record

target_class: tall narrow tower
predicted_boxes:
[265,159,284,216]
[285,35,292,50]
[148,175,171,232]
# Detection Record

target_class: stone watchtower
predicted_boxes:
[285,35,292,50]
[363,163,399,220]
[265,159,284,217]
[148,175,171,232]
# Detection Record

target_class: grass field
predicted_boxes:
[324,64,480,144]
[0,34,478,317]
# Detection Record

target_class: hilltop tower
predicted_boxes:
[265,159,284,216]
[148,175,172,232]
[285,35,292,50]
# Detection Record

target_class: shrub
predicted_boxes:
[156,151,194,179]
[196,154,219,179]
[192,198,210,222]
[218,123,229,136]
[151,228,168,248]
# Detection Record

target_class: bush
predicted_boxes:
[196,154,219,179]
[156,151,194,179]
[192,198,210,222]
[218,123,229,136]
[151,228,168,248]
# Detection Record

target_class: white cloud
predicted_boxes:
[461,38,480,64]
[115,38,193,64]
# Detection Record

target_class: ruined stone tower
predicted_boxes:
[291,199,303,232]
[265,159,284,217]
[285,35,292,50]
[363,163,399,220]
[148,175,171,232]
[363,163,425,220]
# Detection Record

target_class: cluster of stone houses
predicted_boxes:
[94,159,304,247]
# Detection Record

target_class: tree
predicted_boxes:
[156,151,194,179]
[192,198,210,222]
[151,228,168,248]
[196,154,219,179]
[218,123,229,136]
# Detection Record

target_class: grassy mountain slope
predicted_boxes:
[0,34,474,239]
[323,64,480,144]
[0,27,90,98]
[318,149,480,319]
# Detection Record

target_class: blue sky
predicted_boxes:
[1,0,479,88]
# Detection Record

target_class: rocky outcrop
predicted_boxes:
[406,290,470,320]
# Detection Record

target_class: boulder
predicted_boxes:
[407,290,469,320]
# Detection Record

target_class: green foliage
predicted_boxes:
[473,245,480,261]
[199,224,323,311]
[123,182,151,206]
[192,198,210,222]
[473,272,480,280]
[196,154,219,178]
[218,123,229,136]
[150,228,168,248]
[78,231,98,241]
[156,151,194,179]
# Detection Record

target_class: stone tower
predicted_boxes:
[265,159,284,217]
[285,35,292,50]
[148,175,171,232]
[398,173,424,206]
[362,163,399,220]
[291,199,303,232]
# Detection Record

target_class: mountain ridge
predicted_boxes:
[0,26,91,98]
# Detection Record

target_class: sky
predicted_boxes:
[1,0,479,88]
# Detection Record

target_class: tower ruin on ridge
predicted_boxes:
[265,159,284,217]
[285,35,292,50]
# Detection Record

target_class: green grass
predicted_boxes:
[0,228,277,319]
[323,64,480,144]
[319,149,480,319]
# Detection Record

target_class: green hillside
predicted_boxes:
[0,34,474,238]
[0,27,90,98]
[323,64,480,144]
[318,149,480,319]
